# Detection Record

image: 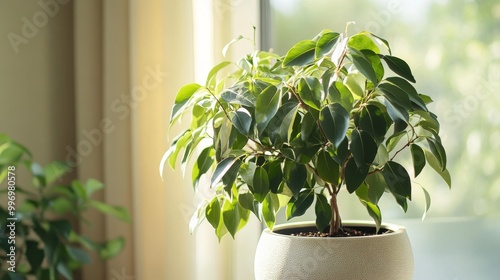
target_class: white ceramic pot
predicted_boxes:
[254,221,414,280]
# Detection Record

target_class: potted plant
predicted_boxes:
[0,135,130,279]
[163,28,450,279]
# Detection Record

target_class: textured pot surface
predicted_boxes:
[254,221,414,280]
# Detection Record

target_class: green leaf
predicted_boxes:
[315,194,332,232]
[319,103,350,149]
[424,150,451,188]
[327,81,354,113]
[315,31,340,58]
[31,162,46,187]
[26,240,44,273]
[49,197,74,214]
[206,61,231,89]
[382,161,412,200]
[350,49,379,85]
[100,237,125,259]
[370,33,391,54]
[345,157,369,193]
[44,161,71,184]
[386,77,426,110]
[66,245,90,264]
[386,130,407,152]
[84,179,104,198]
[378,81,412,109]
[365,172,386,204]
[427,138,447,171]
[220,88,256,107]
[255,86,280,133]
[239,161,256,187]
[358,104,387,141]
[283,40,317,66]
[222,198,249,238]
[57,261,73,280]
[267,161,283,193]
[222,35,244,56]
[206,197,221,230]
[192,147,214,189]
[300,112,317,142]
[421,186,431,220]
[410,144,426,177]
[362,50,385,84]
[231,108,252,135]
[355,183,382,232]
[239,192,257,215]
[286,190,314,220]
[171,84,202,121]
[298,77,322,110]
[210,157,241,188]
[164,129,192,171]
[253,166,270,202]
[316,150,339,184]
[381,55,416,83]
[90,200,131,222]
[284,161,307,198]
[262,193,276,229]
[348,33,380,54]
[350,129,378,167]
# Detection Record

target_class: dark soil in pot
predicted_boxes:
[275,225,393,238]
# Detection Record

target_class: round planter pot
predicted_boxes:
[254,221,413,280]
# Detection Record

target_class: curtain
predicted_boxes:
[74,1,260,279]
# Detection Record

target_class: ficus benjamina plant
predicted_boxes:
[163,27,451,239]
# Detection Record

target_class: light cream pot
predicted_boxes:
[254,221,414,280]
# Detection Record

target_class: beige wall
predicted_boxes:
[0,0,75,164]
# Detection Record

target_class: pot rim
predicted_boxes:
[265,220,407,239]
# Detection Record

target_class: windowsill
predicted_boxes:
[395,216,500,280]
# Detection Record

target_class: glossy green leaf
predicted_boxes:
[421,186,431,220]
[327,81,354,112]
[362,50,385,83]
[355,183,382,232]
[206,197,221,230]
[267,161,284,193]
[386,77,426,110]
[345,157,369,193]
[57,262,73,280]
[164,129,192,170]
[351,129,378,167]
[210,157,241,188]
[386,130,407,152]
[253,166,270,202]
[171,83,202,121]
[66,245,90,264]
[239,161,256,187]
[385,100,409,123]
[222,198,250,238]
[192,147,214,188]
[298,77,322,110]
[365,172,386,204]
[316,150,340,184]
[283,40,317,66]
[319,103,350,149]
[206,61,231,89]
[359,104,387,141]
[315,193,332,232]
[410,144,426,177]
[350,48,379,85]
[348,33,380,54]
[262,193,276,229]
[382,161,412,199]
[378,81,412,109]
[267,102,299,144]
[315,31,340,58]
[220,89,256,107]
[222,35,244,57]
[231,108,252,135]
[424,150,452,188]
[26,240,44,273]
[286,190,314,220]
[300,112,317,142]
[285,161,307,198]
[381,55,416,83]
[255,86,280,133]
[427,138,447,171]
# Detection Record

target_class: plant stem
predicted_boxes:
[329,191,341,236]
